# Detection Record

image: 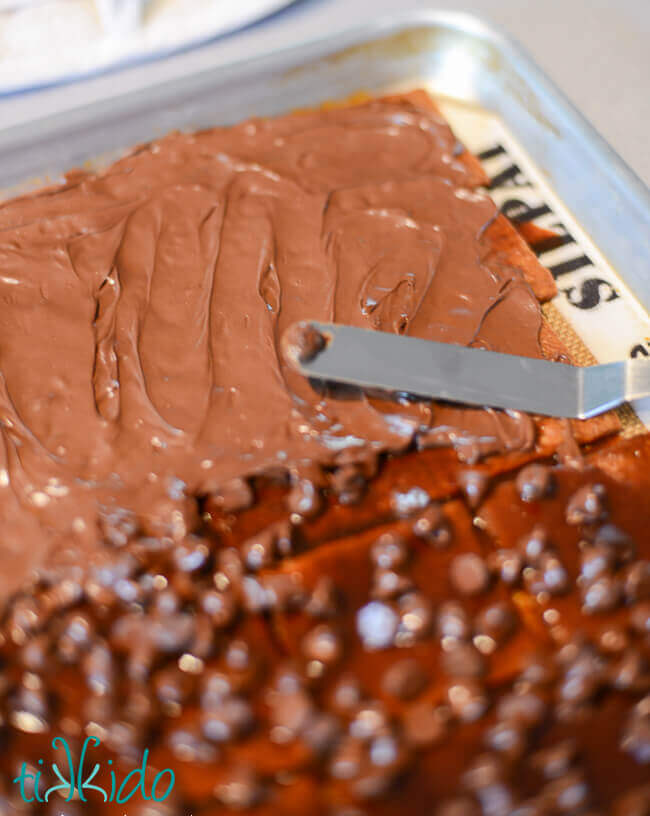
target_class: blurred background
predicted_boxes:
[0,0,648,184]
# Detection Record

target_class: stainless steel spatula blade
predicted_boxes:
[286,322,650,420]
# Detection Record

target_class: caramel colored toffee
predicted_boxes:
[0,93,647,814]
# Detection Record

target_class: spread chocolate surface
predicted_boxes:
[0,93,648,815]
[0,95,550,601]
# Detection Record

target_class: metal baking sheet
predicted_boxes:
[1,10,649,426]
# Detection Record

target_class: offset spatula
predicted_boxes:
[285,321,650,420]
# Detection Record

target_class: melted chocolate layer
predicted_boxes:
[0,96,548,600]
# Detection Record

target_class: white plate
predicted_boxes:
[0,0,298,94]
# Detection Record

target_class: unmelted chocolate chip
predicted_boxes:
[172,537,211,574]
[200,587,238,628]
[458,470,488,509]
[488,549,524,586]
[526,552,569,596]
[438,601,472,642]
[593,523,636,561]
[349,702,390,741]
[449,553,490,596]
[397,592,434,643]
[630,602,650,634]
[580,546,615,583]
[496,691,546,726]
[446,678,489,722]
[302,624,342,665]
[518,526,548,564]
[565,484,607,526]
[531,739,577,779]
[356,601,399,650]
[381,658,427,700]
[474,602,517,647]
[412,503,452,548]
[208,478,254,514]
[611,649,650,692]
[581,574,622,614]
[287,477,322,518]
[442,642,486,678]
[371,532,409,570]
[485,720,527,759]
[371,568,414,601]
[543,769,591,813]
[241,529,276,572]
[390,486,431,517]
[621,696,650,764]
[623,561,650,603]
[461,752,503,791]
[202,695,255,743]
[214,765,263,809]
[516,464,553,502]
[331,675,362,713]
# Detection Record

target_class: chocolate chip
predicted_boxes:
[349,702,390,741]
[241,530,276,572]
[449,553,490,596]
[474,602,517,647]
[438,601,472,642]
[485,720,527,759]
[582,574,621,614]
[302,624,342,664]
[611,649,650,692]
[172,537,211,574]
[381,659,427,700]
[446,678,489,722]
[412,503,452,547]
[458,470,489,509]
[371,532,409,569]
[543,770,590,812]
[371,568,414,601]
[565,484,607,525]
[580,546,614,583]
[621,697,650,764]
[623,561,650,603]
[593,523,635,561]
[330,734,364,780]
[497,692,546,726]
[202,696,255,743]
[214,765,263,809]
[517,526,548,564]
[356,601,399,650]
[397,592,434,643]
[630,602,650,634]
[331,675,362,713]
[531,740,577,779]
[462,752,503,791]
[200,587,238,627]
[488,549,524,586]
[516,464,553,502]
[442,642,486,678]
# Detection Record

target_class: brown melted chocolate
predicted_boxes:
[0,97,544,601]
